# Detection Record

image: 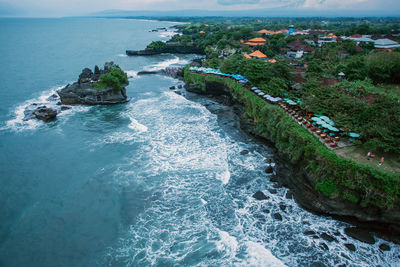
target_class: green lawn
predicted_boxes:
[336,145,400,175]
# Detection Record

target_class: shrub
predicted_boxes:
[95,64,128,90]
[147,41,167,51]
[315,179,339,197]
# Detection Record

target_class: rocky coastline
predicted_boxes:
[57,62,128,105]
[183,72,400,244]
[126,45,204,56]
[23,62,128,123]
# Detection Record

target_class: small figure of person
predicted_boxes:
[378,157,384,167]
[367,151,371,160]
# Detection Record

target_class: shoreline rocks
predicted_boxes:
[32,106,57,122]
[126,45,204,56]
[57,62,128,105]
[183,77,400,242]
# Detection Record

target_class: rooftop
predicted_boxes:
[249,50,267,58]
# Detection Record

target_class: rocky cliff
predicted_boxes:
[126,45,204,56]
[57,62,128,105]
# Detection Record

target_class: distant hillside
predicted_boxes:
[90,8,400,18]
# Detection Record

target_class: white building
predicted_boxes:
[374,38,400,49]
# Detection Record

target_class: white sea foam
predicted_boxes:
[159,31,178,39]
[1,85,90,132]
[145,57,189,72]
[215,170,231,185]
[117,53,128,57]
[100,90,400,267]
[216,230,239,258]
[103,132,135,144]
[125,70,139,79]
[127,116,148,132]
[244,241,286,267]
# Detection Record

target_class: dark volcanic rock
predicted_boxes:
[344,227,375,244]
[344,243,356,252]
[240,150,249,155]
[252,191,268,200]
[320,243,329,251]
[379,243,390,251]
[33,106,57,122]
[265,165,274,174]
[60,106,71,111]
[320,233,337,242]
[169,86,176,90]
[78,68,93,83]
[304,230,316,236]
[273,213,283,221]
[268,189,277,194]
[126,45,204,56]
[270,176,279,183]
[47,94,59,101]
[57,62,128,105]
[138,71,160,75]
[263,209,270,213]
[285,191,293,199]
[23,104,39,121]
[279,205,286,212]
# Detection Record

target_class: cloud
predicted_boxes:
[218,0,260,5]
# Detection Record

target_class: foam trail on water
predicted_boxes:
[1,85,89,132]
[216,170,231,185]
[159,31,177,38]
[125,70,138,79]
[127,116,148,132]
[145,57,189,72]
[244,241,286,267]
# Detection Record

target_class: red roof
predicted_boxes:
[249,50,267,58]
[248,37,266,43]
[350,34,362,38]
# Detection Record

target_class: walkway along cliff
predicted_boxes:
[184,67,400,237]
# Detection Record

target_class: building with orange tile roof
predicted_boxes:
[248,37,266,43]
[244,54,251,59]
[244,42,260,46]
[199,31,205,34]
[249,50,267,58]
[268,59,277,63]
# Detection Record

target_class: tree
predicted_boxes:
[366,51,400,83]
[307,59,323,75]
[147,41,166,51]
[220,54,245,74]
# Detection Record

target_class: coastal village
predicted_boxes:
[130,18,400,227]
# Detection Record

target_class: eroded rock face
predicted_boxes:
[33,106,57,122]
[57,63,128,105]
[58,82,127,105]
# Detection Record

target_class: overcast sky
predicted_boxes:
[1,0,399,17]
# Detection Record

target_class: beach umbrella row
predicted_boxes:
[189,67,249,83]
[284,98,297,106]
[349,132,360,138]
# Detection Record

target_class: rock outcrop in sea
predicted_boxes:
[57,62,128,105]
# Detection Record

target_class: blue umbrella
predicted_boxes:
[349,132,360,138]
[311,117,322,121]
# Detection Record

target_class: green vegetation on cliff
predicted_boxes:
[94,64,129,90]
[184,69,400,210]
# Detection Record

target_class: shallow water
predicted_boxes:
[0,18,399,267]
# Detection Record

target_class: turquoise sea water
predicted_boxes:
[0,18,399,266]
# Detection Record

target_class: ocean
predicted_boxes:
[0,17,398,266]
